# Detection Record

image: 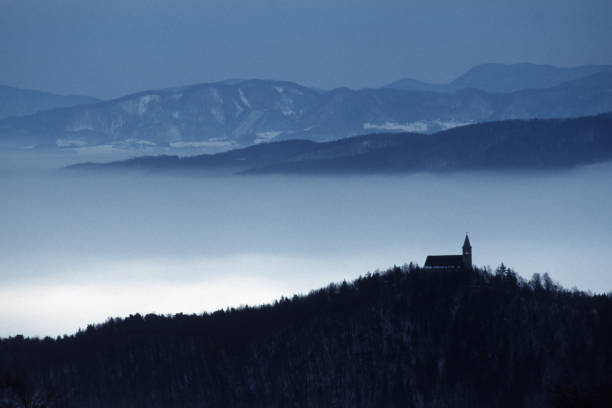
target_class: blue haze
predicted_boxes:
[1,164,611,337]
[1,0,612,338]
[1,0,611,99]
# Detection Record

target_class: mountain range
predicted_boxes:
[386,63,612,93]
[69,112,612,175]
[0,85,98,120]
[2,63,612,153]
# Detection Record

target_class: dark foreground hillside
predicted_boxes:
[1,265,611,408]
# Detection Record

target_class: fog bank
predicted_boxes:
[1,164,611,337]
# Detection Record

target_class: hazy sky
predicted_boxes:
[1,0,612,99]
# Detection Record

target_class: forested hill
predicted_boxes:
[1,265,611,408]
[68,112,612,175]
[246,113,612,174]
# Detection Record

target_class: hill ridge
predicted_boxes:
[2,264,611,407]
[66,112,612,175]
[4,67,612,152]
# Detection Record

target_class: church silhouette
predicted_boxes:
[424,235,472,271]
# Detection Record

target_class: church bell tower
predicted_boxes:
[462,234,472,270]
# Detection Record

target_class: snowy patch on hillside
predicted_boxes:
[110,118,125,135]
[364,122,429,132]
[170,139,234,149]
[278,95,296,117]
[165,125,182,142]
[117,94,160,116]
[65,113,94,132]
[137,95,160,115]
[65,122,94,132]
[233,101,244,115]
[122,139,156,146]
[239,89,251,108]
[210,108,225,124]
[209,88,223,104]
[56,139,87,147]
[74,145,117,154]
[433,119,473,130]
[233,111,264,137]
[364,120,473,133]
[255,131,282,144]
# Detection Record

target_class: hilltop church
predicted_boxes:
[424,235,472,271]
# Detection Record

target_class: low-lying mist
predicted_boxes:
[1,161,612,337]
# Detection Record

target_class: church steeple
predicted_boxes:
[462,234,472,270]
[463,234,471,250]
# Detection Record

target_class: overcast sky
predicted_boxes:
[1,0,612,99]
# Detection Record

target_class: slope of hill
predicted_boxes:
[1,265,611,407]
[0,85,98,120]
[3,71,612,152]
[248,112,612,174]
[67,133,414,173]
[450,63,612,93]
[69,113,612,175]
[387,63,612,93]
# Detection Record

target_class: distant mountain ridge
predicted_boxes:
[0,85,98,120]
[387,63,612,93]
[68,112,612,175]
[3,63,612,153]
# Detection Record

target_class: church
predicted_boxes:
[424,235,472,271]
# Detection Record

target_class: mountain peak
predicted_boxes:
[388,63,612,93]
[0,85,99,120]
[450,62,612,93]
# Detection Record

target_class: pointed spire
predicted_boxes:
[463,234,471,249]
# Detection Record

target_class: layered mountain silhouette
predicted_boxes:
[68,112,612,175]
[387,63,612,93]
[0,85,98,120]
[2,64,612,152]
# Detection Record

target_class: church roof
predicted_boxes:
[424,255,464,268]
[463,234,471,249]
